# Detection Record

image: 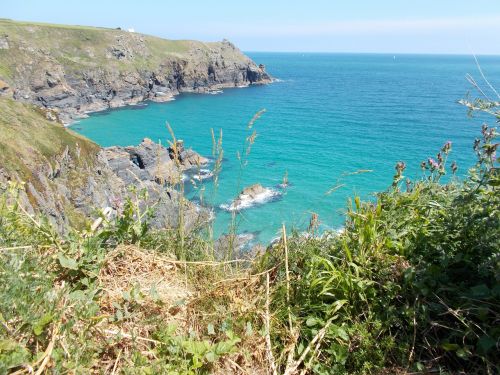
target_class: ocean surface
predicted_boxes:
[71,53,500,244]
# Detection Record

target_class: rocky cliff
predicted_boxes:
[0,98,209,232]
[0,19,271,123]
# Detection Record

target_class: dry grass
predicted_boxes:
[93,244,271,373]
[93,245,192,371]
[98,244,192,331]
[188,273,269,375]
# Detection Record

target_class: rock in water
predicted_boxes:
[222,184,281,212]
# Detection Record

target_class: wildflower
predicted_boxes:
[420,161,427,170]
[395,161,406,172]
[473,138,481,152]
[441,141,452,155]
[405,178,412,192]
[392,161,406,188]
[451,161,458,174]
[437,152,443,164]
[428,158,439,171]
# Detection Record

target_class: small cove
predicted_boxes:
[72,53,500,244]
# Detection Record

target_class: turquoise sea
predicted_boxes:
[71,53,500,244]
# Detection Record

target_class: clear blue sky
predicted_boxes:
[2,0,500,54]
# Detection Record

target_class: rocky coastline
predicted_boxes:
[0,19,272,124]
[0,20,274,244]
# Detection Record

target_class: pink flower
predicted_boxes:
[428,158,439,170]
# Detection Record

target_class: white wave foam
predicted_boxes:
[207,90,223,95]
[192,169,214,181]
[220,188,281,212]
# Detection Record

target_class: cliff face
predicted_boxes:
[0,98,208,232]
[0,19,271,123]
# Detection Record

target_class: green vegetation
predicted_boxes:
[0,95,498,374]
[0,98,99,180]
[0,18,224,78]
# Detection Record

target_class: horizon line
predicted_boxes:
[2,18,499,57]
[244,51,500,57]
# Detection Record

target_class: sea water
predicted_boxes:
[71,53,500,243]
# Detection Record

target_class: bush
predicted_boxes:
[259,99,499,374]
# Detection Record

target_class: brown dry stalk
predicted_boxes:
[111,348,122,375]
[11,322,61,375]
[103,329,162,345]
[227,358,248,374]
[0,245,32,252]
[164,258,253,266]
[284,316,335,375]
[265,272,278,375]
[214,265,278,285]
[283,223,293,332]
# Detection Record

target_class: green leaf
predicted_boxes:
[58,253,78,270]
[441,343,460,351]
[306,317,319,327]
[149,286,160,303]
[32,313,53,336]
[207,323,215,336]
[477,335,495,355]
[0,339,20,352]
[470,284,490,298]
[122,290,131,301]
[68,290,87,302]
[329,300,347,315]
[205,351,217,363]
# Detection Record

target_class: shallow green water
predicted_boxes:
[71,53,500,244]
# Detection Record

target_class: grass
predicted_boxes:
[0,18,233,79]
[0,98,99,179]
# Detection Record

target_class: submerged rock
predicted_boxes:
[214,233,256,260]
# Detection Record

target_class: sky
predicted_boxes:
[2,0,500,54]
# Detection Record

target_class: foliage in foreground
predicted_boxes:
[259,100,499,374]
[0,98,499,374]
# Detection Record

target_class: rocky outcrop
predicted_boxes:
[221,184,282,212]
[101,139,210,231]
[0,99,210,233]
[0,20,272,123]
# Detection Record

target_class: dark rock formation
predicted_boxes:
[0,99,210,233]
[99,138,211,230]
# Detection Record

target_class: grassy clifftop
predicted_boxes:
[0,98,110,229]
[0,18,238,76]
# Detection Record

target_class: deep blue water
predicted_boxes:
[71,53,500,243]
